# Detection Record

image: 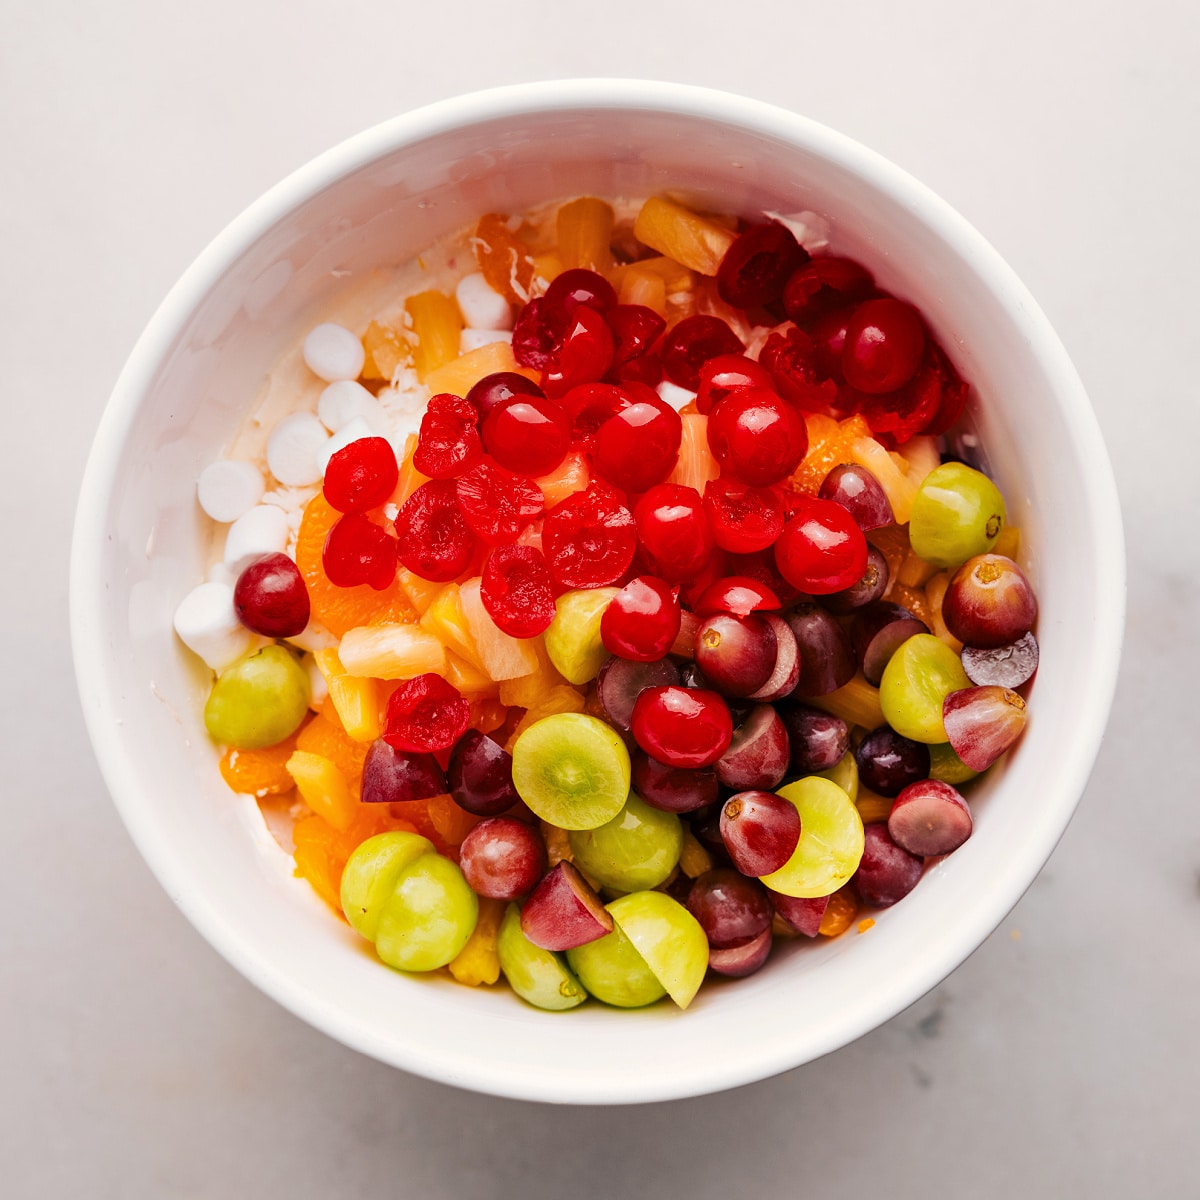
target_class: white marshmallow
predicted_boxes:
[317,380,389,434]
[302,322,365,382]
[455,272,513,331]
[460,328,513,354]
[223,504,291,575]
[196,459,265,523]
[315,416,382,475]
[266,412,330,487]
[285,617,339,654]
[206,560,236,587]
[173,581,256,672]
[657,380,698,412]
[302,653,329,710]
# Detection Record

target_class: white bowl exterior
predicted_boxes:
[71,81,1124,1104]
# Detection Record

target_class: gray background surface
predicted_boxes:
[4,2,1197,1195]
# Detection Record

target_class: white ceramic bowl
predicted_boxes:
[71,80,1124,1104]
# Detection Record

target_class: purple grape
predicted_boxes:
[786,604,856,696]
[942,685,1028,771]
[777,703,849,774]
[961,630,1039,689]
[694,612,777,698]
[715,704,790,790]
[458,817,545,899]
[708,927,772,977]
[748,614,800,701]
[770,891,829,937]
[686,868,772,948]
[854,726,931,797]
[446,729,518,816]
[596,655,680,732]
[720,790,801,877]
[361,738,446,805]
[943,554,1037,648]
[850,601,929,686]
[853,824,923,908]
[632,751,719,813]
[818,462,894,530]
[888,779,973,857]
[819,544,889,614]
[678,661,711,690]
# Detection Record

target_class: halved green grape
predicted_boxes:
[908,462,1006,570]
[814,750,859,803]
[879,633,971,743]
[203,644,309,749]
[374,853,478,973]
[606,891,708,1010]
[340,831,434,942]
[496,903,588,1011]
[544,587,620,685]
[511,712,631,830]
[760,776,865,899]
[568,792,683,891]
[566,911,667,1008]
[928,741,980,785]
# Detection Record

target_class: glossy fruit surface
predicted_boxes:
[781,255,873,324]
[819,545,889,614]
[511,712,631,829]
[687,868,772,948]
[695,612,777,698]
[661,315,744,390]
[851,602,929,686]
[234,552,310,637]
[888,779,973,857]
[778,703,849,774]
[630,686,733,769]
[593,397,683,493]
[694,576,781,617]
[414,392,483,479]
[204,645,309,749]
[720,790,801,877]
[633,484,714,583]
[569,792,683,891]
[759,776,865,899]
[323,512,398,590]
[855,726,931,797]
[775,498,869,594]
[606,304,665,372]
[384,673,471,753]
[544,267,617,315]
[708,928,772,977]
[544,587,620,684]
[707,387,808,487]
[841,299,925,394]
[703,478,785,554]
[361,738,446,805]
[601,576,680,662]
[566,910,666,1008]
[340,830,434,941]
[482,395,571,476]
[373,851,479,972]
[466,371,545,421]
[696,354,775,415]
[817,463,894,531]
[520,861,613,951]
[543,482,637,590]
[596,655,681,733]
[852,823,923,908]
[631,752,719,814]
[942,685,1027,770]
[908,463,1006,569]
[394,480,476,583]
[786,605,856,696]
[717,221,808,308]
[716,704,790,790]
[606,891,709,1009]
[459,818,546,900]
[961,631,1039,689]
[943,554,1038,648]
[456,461,544,545]
[542,304,615,396]
[879,634,971,743]
[447,730,520,816]
[497,903,588,1011]
[323,436,399,512]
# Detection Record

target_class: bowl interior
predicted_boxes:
[72,84,1123,1103]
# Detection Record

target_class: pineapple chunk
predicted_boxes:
[895,434,941,487]
[448,897,505,987]
[536,450,590,509]
[311,649,382,742]
[286,751,356,832]
[337,624,447,679]
[396,569,443,616]
[925,571,965,653]
[855,788,892,825]
[633,196,736,276]
[509,685,586,742]
[422,340,538,399]
[361,320,411,381]
[629,254,695,293]
[851,436,920,523]
[679,829,714,879]
[458,578,540,680]
[420,582,485,670]
[993,524,1021,559]
[556,197,614,273]
[618,264,667,316]
[808,673,885,731]
[406,290,462,380]
[444,652,498,696]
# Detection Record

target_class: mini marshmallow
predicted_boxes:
[302,322,365,382]
[173,581,256,672]
[317,380,389,434]
[223,504,291,575]
[197,459,264,523]
[206,560,237,587]
[315,416,381,475]
[657,380,698,412]
[460,328,513,355]
[285,617,338,654]
[455,272,513,331]
[266,412,330,487]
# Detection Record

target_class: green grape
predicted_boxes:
[340,831,434,941]
[605,891,708,1010]
[374,853,478,973]
[815,750,859,802]
[568,792,682,891]
[909,462,1006,570]
[203,644,310,749]
[567,910,667,1008]
[760,776,865,899]
[544,588,620,685]
[511,712,631,830]
[496,904,588,1011]
[928,741,980,785]
[879,633,971,743]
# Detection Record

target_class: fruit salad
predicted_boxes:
[174,194,1038,1011]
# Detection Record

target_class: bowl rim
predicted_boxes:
[70,78,1126,1104]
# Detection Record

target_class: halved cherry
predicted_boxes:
[695,354,774,415]
[693,576,782,617]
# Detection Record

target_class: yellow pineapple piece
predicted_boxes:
[498,646,567,707]
[458,578,540,680]
[618,264,667,316]
[405,290,462,380]
[337,624,447,680]
[808,674,885,731]
[896,545,939,589]
[855,788,892,825]
[396,569,443,616]
[286,751,356,832]
[633,196,736,276]
[509,685,586,743]
[419,582,485,671]
[448,897,504,987]
[556,197,614,273]
[925,571,964,653]
[679,829,714,879]
[895,435,940,488]
[444,652,498,697]
[851,436,920,523]
[532,252,564,288]
[312,649,383,742]
[361,320,411,381]
[422,340,538,399]
[630,255,695,293]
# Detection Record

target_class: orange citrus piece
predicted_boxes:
[790,413,873,495]
[296,711,371,799]
[219,723,306,796]
[473,213,537,305]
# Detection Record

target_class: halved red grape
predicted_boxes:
[708,926,773,977]
[961,631,1039,689]
[819,545,890,615]
[769,891,830,937]
[707,387,808,488]
[481,394,571,476]
[695,354,775,415]
[782,255,874,324]
[447,729,519,816]
[323,512,398,590]
[888,779,972,857]
[630,686,733,768]
[841,299,925,394]
[600,575,681,662]
[595,656,681,733]
[234,552,310,637]
[818,463,894,531]
[521,861,613,951]
[943,554,1038,649]
[855,726,931,797]
[703,478,785,554]
[413,392,483,479]
[631,751,719,814]
[466,371,545,421]
[661,315,745,390]
[715,704,790,791]
[361,738,447,805]
[748,614,800,702]
[633,483,714,583]
[543,481,637,589]
[720,789,801,877]
[853,823,923,908]
[455,461,544,545]
[687,868,772,948]
[775,497,869,594]
[850,601,929,686]
[383,673,471,753]
[695,612,777,698]
[323,436,399,513]
[459,817,546,900]
[593,396,683,493]
[717,222,809,308]
[777,703,849,774]
[786,605,856,697]
[942,685,1027,771]
[480,543,556,638]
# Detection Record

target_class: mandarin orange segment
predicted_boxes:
[819,889,859,937]
[473,213,538,305]
[790,413,873,495]
[286,751,357,831]
[219,726,305,796]
[405,290,462,380]
[427,792,483,848]
[295,711,371,798]
[292,808,417,914]
[295,493,416,638]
